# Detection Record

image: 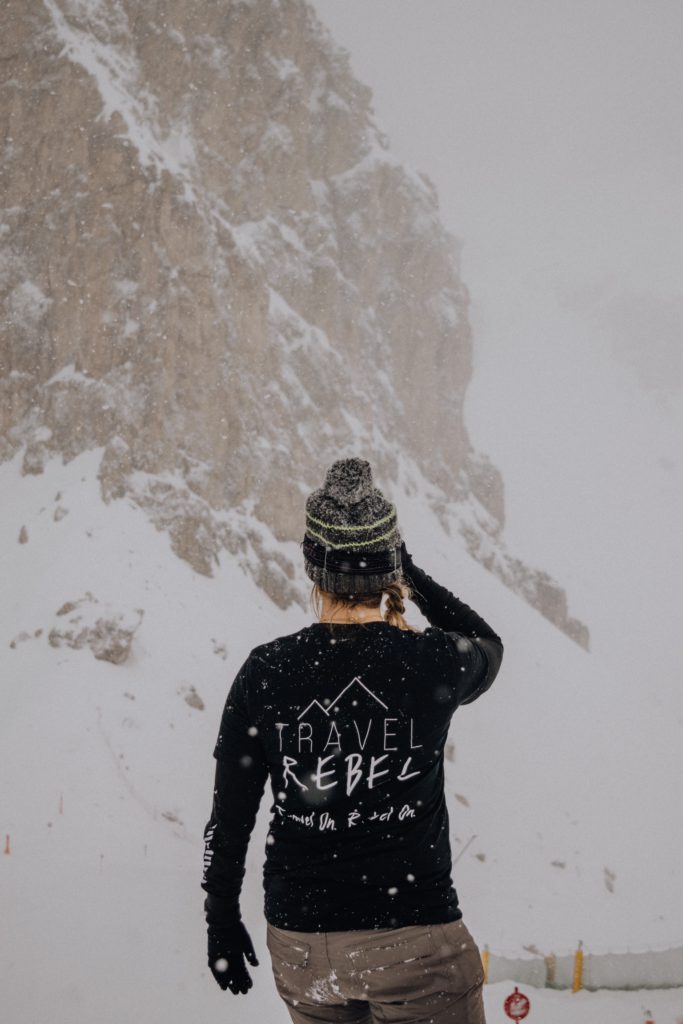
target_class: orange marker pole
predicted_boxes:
[481,944,489,983]
[3,834,10,855]
[572,939,584,992]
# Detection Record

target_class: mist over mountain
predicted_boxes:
[0,0,586,646]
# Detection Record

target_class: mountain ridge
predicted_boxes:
[0,0,587,646]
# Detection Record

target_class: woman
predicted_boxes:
[201,457,504,1023]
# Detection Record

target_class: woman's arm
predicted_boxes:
[201,655,269,993]
[202,655,269,925]
[400,541,504,702]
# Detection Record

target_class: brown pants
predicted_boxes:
[266,918,486,1024]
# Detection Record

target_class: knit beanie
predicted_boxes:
[302,457,403,595]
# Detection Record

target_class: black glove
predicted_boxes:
[399,540,413,573]
[399,541,421,592]
[207,919,259,994]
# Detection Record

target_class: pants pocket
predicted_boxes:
[346,926,435,975]
[266,927,312,968]
[431,920,486,990]
[266,925,312,1002]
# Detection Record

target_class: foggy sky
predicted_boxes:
[311,0,683,613]
[311,0,683,386]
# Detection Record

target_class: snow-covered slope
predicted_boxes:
[1,446,681,1022]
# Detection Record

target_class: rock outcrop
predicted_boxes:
[48,593,144,664]
[0,0,588,647]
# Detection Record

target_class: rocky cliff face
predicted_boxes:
[0,0,588,648]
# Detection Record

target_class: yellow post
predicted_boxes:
[481,944,489,983]
[572,940,584,992]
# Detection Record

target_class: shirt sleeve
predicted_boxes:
[201,654,269,926]
[401,544,504,705]
[441,630,496,706]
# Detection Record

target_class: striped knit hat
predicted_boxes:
[302,457,403,595]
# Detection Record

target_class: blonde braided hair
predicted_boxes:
[311,579,422,634]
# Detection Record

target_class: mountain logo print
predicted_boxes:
[297,676,389,719]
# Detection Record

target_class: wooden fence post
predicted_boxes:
[544,952,556,987]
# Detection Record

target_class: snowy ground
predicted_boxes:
[1,441,682,1020]
[482,983,683,1024]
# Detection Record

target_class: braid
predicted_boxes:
[310,581,422,633]
[383,581,421,632]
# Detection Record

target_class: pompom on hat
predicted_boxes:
[302,457,403,595]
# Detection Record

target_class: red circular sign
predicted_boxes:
[504,987,530,1021]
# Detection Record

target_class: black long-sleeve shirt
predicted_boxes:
[201,550,503,932]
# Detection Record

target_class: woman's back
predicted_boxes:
[210,604,499,932]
